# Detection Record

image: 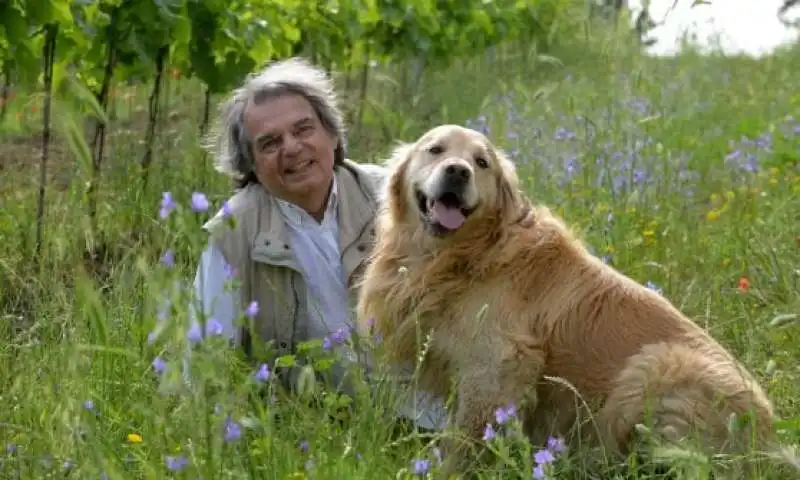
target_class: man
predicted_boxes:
[189,57,445,431]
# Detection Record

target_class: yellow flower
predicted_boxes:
[126,433,143,444]
[605,245,616,254]
[725,190,735,201]
[706,210,721,221]
[287,472,307,480]
[643,229,655,238]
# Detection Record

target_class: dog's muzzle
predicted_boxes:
[415,163,477,235]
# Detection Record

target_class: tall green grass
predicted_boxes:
[1,25,799,480]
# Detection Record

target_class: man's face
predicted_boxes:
[243,93,337,213]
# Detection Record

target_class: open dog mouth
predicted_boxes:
[415,187,476,234]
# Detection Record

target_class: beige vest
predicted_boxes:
[203,160,386,363]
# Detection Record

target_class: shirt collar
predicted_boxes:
[276,173,339,227]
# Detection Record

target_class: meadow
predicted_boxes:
[2,16,800,480]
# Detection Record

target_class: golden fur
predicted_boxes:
[356,124,798,477]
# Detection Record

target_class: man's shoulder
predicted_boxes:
[342,159,389,191]
[202,184,263,236]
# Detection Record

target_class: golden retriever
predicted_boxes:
[356,124,798,477]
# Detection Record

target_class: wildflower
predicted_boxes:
[6,444,16,454]
[186,324,203,344]
[323,327,349,350]
[160,249,175,268]
[299,440,310,453]
[127,433,143,444]
[254,363,270,382]
[738,277,750,293]
[645,281,662,295]
[191,192,210,212]
[482,423,496,441]
[223,416,242,442]
[533,448,556,465]
[532,464,546,479]
[331,327,349,344]
[546,436,565,453]
[706,209,721,221]
[223,262,237,279]
[159,192,176,219]
[206,318,224,336]
[63,459,73,470]
[411,458,431,476]
[244,301,259,318]
[222,200,232,217]
[152,357,166,375]
[83,399,95,411]
[165,455,189,472]
[495,403,517,425]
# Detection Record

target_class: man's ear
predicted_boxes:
[383,142,415,221]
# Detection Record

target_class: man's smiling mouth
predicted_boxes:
[285,159,314,175]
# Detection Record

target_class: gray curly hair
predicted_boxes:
[206,57,347,189]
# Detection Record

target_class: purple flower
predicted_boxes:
[159,192,176,219]
[191,192,209,212]
[152,357,166,375]
[223,262,237,279]
[254,363,270,382]
[532,464,546,479]
[482,423,496,441]
[244,301,259,318]
[645,281,662,295]
[6,444,16,454]
[160,249,175,268]
[299,440,310,453]
[83,399,94,411]
[205,318,224,336]
[222,200,232,217]
[224,416,242,442]
[323,327,350,350]
[186,324,203,344]
[165,455,188,471]
[411,458,430,476]
[533,448,555,465]
[495,403,516,425]
[546,436,565,453]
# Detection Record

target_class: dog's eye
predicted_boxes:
[428,145,445,155]
[475,157,489,169]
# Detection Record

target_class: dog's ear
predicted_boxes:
[493,147,524,221]
[383,142,415,221]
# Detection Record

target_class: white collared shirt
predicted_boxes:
[187,173,447,430]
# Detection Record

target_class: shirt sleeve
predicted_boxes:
[182,243,241,385]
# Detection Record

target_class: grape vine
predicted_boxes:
[0,0,578,265]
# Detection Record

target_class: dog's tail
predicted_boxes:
[596,341,797,475]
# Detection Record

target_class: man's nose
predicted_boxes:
[281,134,302,156]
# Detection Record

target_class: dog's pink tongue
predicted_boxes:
[431,201,466,230]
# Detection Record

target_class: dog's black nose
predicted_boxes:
[444,163,471,181]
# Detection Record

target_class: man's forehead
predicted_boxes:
[243,97,316,138]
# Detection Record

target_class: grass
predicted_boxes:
[1,23,800,480]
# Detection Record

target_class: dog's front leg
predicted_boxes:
[439,354,545,478]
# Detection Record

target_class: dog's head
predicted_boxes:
[383,124,523,239]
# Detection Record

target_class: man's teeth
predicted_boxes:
[287,160,311,174]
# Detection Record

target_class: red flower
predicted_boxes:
[738,277,750,293]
